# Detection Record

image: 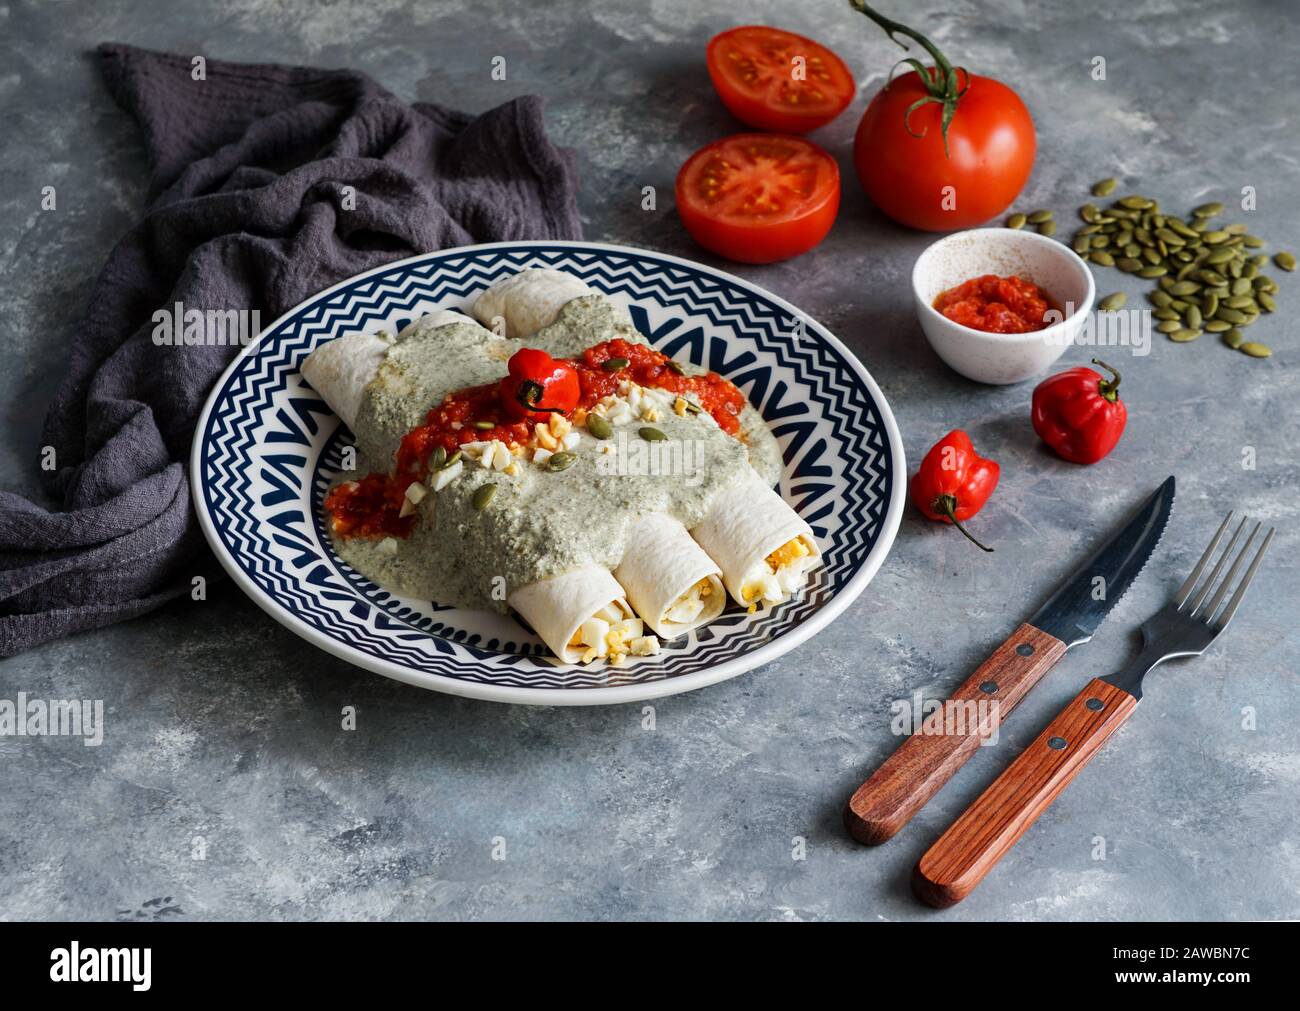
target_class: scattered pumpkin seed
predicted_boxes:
[1091,178,1118,197]
[1119,195,1154,210]
[586,414,613,440]
[1156,319,1183,334]
[545,451,577,472]
[1204,319,1232,333]
[1257,291,1276,313]
[1149,290,1173,308]
[1222,329,1244,349]
[472,483,497,511]
[1091,251,1116,267]
[1154,308,1180,321]
[1183,305,1203,329]
[1192,202,1224,218]
[1116,258,1143,273]
[1006,212,1027,229]
[1099,292,1126,311]
[1216,307,1248,324]
[1038,220,1057,237]
[638,427,666,442]
[1201,293,1219,317]
[1239,342,1272,358]
[1274,251,1296,271]
[1170,328,1201,342]
[1169,281,1200,296]
[1028,209,1054,223]
[1137,266,1167,278]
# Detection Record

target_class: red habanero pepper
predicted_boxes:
[909,429,1000,552]
[1031,357,1128,465]
[499,348,581,423]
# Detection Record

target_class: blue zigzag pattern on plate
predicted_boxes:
[199,246,893,691]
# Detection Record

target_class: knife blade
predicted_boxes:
[844,476,1175,846]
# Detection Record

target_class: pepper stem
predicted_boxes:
[934,493,994,552]
[1091,358,1122,403]
[516,379,563,415]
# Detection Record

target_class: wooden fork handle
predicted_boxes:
[913,677,1139,908]
[844,623,1067,845]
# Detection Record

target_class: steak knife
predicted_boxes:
[844,476,1174,845]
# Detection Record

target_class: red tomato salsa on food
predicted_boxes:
[933,274,1059,334]
[324,338,748,540]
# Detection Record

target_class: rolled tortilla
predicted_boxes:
[509,565,643,665]
[692,472,822,608]
[300,331,391,432]
[472,268,595,338]
[615,513,725,639]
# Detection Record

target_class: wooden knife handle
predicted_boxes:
[844,623,1067,845]
[913,677,1139,908]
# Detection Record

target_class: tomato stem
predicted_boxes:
[934,493,994,552]
[848,1,968,158]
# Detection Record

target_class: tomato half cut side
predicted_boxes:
[675,134,840,264]
[707,25,856,133]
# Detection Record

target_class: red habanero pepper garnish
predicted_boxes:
[909,429,1000,552]
[1031,358,1128,465]
[498,348,581,423]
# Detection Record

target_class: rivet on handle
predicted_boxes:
[979,681,998,694]
[1086,698,1104,711]
[1016,644,1035,656]
[1048,737,1068,750]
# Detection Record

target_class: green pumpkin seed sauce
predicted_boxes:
[333,294,785,611]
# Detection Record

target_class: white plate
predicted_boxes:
[192,242,905,704]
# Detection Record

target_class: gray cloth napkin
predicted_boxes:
[0,43,582,656]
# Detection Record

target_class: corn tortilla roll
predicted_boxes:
[508,565,658,665]
[471,268,595,338]
[300,331,391,432]
[615,513,725,639]
[692,472,821,608]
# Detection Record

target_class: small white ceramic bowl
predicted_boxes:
[912,228,1095,385]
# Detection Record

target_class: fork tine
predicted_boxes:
[1175,511,1233,607]
[1185,517,1242,610]
[1210,526,1274,629]
[1196,520,1259,620]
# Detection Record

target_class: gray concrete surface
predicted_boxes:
[1,0,1296,921]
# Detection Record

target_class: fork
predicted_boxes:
[912,511,1275,908]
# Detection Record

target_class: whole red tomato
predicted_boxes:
[849,4,1035,231]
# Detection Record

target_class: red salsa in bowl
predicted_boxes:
[933,274,1060,334]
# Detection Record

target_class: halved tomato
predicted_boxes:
[675,134,840,264]
[706,26,856,133]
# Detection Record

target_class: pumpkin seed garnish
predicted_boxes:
[545,451,577,472]
[441,450,462,470]
[472,483,497,511]
[1239,342,1272,358]
[473,420,495,431]
[1091,178,1118,197]
[667,359,687,375]
[601,357,630,372]
[586,414,613,440]
[1098,292,1126,311]
[638,427,666,442]
[431,446,447,470]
